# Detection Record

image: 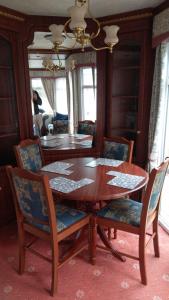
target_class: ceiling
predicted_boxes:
[0,0,164,18]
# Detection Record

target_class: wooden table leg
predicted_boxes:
[97,225,126,262]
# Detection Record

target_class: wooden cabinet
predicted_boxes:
[0,34,20,165]
[105,30,154,167]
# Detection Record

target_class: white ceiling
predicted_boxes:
[0,0,164,18]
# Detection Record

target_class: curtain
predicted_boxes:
[148,42,169,171]
[66,68,81,133]
[41,78,56,113]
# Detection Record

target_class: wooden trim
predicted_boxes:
[0,10,24,22]
[152,31,169,48]
[153,0,169,15]
[100,12,153,26]
[0,5,25,21]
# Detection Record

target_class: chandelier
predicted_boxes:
[42,54,76,73]
[47,0,119,53]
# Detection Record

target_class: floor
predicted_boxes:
[0,223,169,300]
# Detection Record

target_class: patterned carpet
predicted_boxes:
[0,223,169,300]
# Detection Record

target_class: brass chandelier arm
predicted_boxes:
[90,41,113,53]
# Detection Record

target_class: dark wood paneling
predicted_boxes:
[105,21,154,167]
[0,166,15,226]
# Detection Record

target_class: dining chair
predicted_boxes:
[102,136,134,163]
[14,138,45,172]
[7,166,91,296]
[101,136,134,239]
[77,120,95,135]
[91,158,169,285]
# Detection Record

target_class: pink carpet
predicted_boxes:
[0,223,169,300]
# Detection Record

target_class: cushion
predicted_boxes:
[30,204,87,233]
[13,174,87,233]
[19,144,42,172]
[78,123,95,135]
[97,199,142,227]
[103,141,129,161]
[53,112,68,121]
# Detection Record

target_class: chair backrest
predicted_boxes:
[14,138,44,172]
[7,166,57,236]
[102,136,134,163]
[141,158,169,227]
[78,120,95,135]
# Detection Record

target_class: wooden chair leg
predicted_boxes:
[139,234,147,285]
[153,219,160,257]
[90,217,97,265]
[108,228,111,240]
[114,229,117,239]
[107,228,117,240]
[18,225,25,275]
[51,243,59,296]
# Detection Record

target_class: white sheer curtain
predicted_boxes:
[41,78,56,113]
[148,42,169,171]
[66,68,81,133]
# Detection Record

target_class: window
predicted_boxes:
[80,67,96,121]
[55,77,68,114]
[31,78,52,114]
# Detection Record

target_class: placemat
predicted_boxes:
[41,161,74,175]
[107,172,145,189]
[86,158,123,168]
[50,177,94,193]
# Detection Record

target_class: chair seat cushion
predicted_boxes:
[103,141,129,161]
[30,204,87,233]
[97,199,142,227]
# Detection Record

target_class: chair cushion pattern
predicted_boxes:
[39,204,87,233]
[19,144,42,172]
[13,175,48,222]
[97,199,142,227]
[53,120,68,134]
[78,123,95,135]
[103,141,129,161]
[13,174,87,233]
[148,169,166,212]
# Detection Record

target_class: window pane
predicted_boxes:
[55,77,68,114]
[82,88,96,121]
[31,78,52,114]
[82,68,93,85]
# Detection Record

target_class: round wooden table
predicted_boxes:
[42,157,148,203]
[42,157,148,262]
[40,134,93,150]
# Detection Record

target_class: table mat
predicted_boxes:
[86,158,123,168]
[107,172,145,189]
[41,161,74,174]
[50,177,94,193]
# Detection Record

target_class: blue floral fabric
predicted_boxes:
[53,120,68,134]
[13,174,87,233]
[78,123,95,135]
[103,141,129,161]
[19,144,42,172]
[148,170,166,212]
[97,199,142,227]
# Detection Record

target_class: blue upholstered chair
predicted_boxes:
[102,136,134,163]
[52,112,69,134]
[101,136,134,239]
[7,166,91,296]
[77,120,95,136]
[91,158,169,285]
[14,138,44,172]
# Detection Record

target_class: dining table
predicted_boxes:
[41,156,149,262]
[40,133,93,150]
